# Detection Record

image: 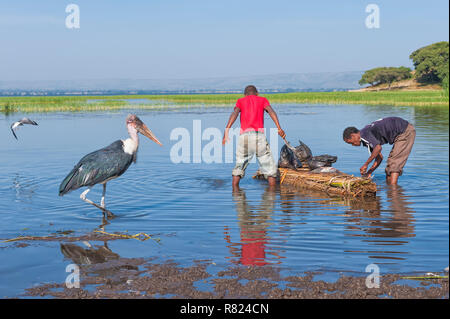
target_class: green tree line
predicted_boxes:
[360,41,449,94]
[359,66,412,88]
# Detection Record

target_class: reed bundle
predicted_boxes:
[254,167,377,198]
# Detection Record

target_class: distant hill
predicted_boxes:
[0,71,364,95]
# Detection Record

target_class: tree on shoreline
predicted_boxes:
[359,42,449,93]
[359,67,412,89]
[410,41,449,84]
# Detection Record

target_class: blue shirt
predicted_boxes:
[360,117,409,153]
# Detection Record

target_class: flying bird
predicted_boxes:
[59,114,162,218]
[10,118,38,140]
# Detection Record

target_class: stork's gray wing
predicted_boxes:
[59,140,134,196]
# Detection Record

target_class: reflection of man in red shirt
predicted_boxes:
[240,230,268,266]
[226,188,276,266]
[222,85,286,190]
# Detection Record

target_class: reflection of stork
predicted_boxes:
[59,114,162,217]
[60,242,119,265]
[10,118,38,140]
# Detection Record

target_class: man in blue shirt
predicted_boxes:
[343,117,416,185]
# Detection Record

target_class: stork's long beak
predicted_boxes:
[137,123,163,146]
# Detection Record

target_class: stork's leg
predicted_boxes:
[100,183,115,219]
[80,187,115,218]
[101,183,106,208]
[80,188,104,211]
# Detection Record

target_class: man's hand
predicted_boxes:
[265,106,285,139]
[222,130,229,145]
[360,164,368,176]
[223,108,240,145]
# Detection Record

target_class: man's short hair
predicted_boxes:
[244,85,258,95]
[343,127,359,141]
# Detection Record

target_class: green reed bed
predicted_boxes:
[0,90,448,113]
[265,91,448,106]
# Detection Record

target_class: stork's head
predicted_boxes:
[126,114,163,146]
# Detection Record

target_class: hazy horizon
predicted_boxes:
[0,70,365,92]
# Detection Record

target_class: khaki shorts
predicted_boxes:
[385,124,416,176]
[232,132,278,178]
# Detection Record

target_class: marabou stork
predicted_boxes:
[59,114,162,217]
[10,118,38,140]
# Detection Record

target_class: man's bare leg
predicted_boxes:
[386,172,400,185]
[267,176,277,189]
[232,176,241,191]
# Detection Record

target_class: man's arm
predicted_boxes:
[360,144,382,175]
[265,105,286,138]
[366,153,383,176]
[222,107,240,145]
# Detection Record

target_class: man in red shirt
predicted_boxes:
[222,85,286,189]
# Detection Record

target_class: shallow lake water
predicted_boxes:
[0,104,448,297]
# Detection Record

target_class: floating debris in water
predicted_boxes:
[2,230,161,244]
[93,230,161,243]
[401,273,448,280]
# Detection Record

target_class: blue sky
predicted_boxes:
[0,0,448,81]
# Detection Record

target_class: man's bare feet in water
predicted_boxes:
[232,175,277,191]
[267,176,277,191]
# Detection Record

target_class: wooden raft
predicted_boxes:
[254,167,377,198]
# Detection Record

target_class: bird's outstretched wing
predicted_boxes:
[10,123,19,140]
[59,140,134,196]
[20,118,38,126]
[10,118,38,140]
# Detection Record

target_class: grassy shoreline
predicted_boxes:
[1,90,448,113]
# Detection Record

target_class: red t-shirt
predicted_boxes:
[235,95,270,134]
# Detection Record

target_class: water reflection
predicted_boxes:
[225,187,281,266]
[60,241,119,265]
[385,185,416,237]
[413,106,449,133]
[344,185,415,240]
[226,184,417,265]
[58,241,141,289]
[343,185,415,261]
